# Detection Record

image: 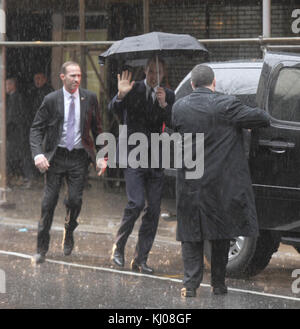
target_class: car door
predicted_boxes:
[249,51,300,230]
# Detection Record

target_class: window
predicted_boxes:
[64,14,107,30]
[214,67,261,96]
[175,66,261,103]
[175,77,192,100]
[269,68,300,122]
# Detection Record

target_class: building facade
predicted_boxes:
[5,0,300,92]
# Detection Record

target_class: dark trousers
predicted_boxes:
[37,147,89,254]
[115,168,164,264]
[181,239,230,289]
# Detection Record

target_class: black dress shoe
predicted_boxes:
[62,229,74,256]
[31,253,46,265]
[212,285,228,295]
[111,247,124,267]
[181,287,196,298]
[130,260,154,274]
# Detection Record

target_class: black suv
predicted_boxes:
[166,51,300,278]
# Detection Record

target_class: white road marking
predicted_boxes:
[0,249,300,303]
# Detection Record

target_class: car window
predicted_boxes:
[175,76,192,100]
[215,68,261,95]
[175,67,261,101]
[235,94,257,107]
[269,68,300,122]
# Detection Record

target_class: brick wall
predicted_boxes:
[272,0,299,37]
[150,0,208,37]
[108,0,300,89]
[148,0,264,88]
[150,0,263,59]
[207,1,262,62]
[149,0,207,89]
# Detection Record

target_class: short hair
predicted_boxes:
[60,61,80,74]
[34,72,46,77]
[6,77,17,85]
[145,56,166,71]
[191,64,214,88]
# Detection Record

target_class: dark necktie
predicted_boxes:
[147,88,154,109]
[66,95,76,151]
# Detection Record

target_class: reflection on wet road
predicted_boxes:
[0,225,300,309]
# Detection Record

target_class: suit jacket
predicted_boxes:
[29,83,55,123]
[30,88,102,166]
[108,80,175,167]
[6,91,29,161]
[172,87,271,241]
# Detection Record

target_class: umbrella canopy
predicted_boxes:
[98,31,208,65]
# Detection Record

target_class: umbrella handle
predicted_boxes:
[156,55,160,87]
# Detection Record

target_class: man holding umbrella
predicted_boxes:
[109,57,175,274]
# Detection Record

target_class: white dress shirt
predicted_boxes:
[58,87,83,149]
[144,79,156,102]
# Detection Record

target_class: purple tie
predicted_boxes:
[66,95,76,151]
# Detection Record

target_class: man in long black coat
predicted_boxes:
[172,64,270,297]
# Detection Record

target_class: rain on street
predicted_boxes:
[2,0,300,316]
[1,177,300,310]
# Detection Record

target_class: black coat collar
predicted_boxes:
[133,80,147,95]
[193,87,214,94]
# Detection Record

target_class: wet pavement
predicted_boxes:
[0,174,300,311]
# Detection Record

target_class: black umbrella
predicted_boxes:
[99,31,208,86]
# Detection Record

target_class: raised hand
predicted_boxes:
[117,70,135,100]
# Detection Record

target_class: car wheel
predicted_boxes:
[204,231,280,278]
[204,237,257,278]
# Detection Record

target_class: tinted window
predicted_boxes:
[215,68,261,96]
[269,68,300,122]
[65,15,107,30]
[235,94,257,107]
[175,67,261,101]
[175,78,192,100]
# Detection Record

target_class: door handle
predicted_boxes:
[258,139,295,154]
[269,149,287,154]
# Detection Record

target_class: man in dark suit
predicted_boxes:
[30,72,54,121]
[172,64,270,297]
[5,77,28,183]
[23,72,55,187]
[30,61,102,265]
[109,57,175,274]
